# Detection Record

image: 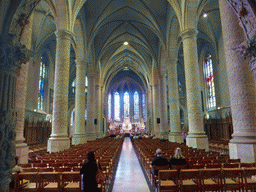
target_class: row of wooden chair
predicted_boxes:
[11,171,82,192]
[21,137,124,191]
[156,167,256,192]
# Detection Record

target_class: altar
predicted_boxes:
[108,118,146,135]
[121,118,132,133]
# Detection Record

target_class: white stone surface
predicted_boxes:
[112,137,150,192]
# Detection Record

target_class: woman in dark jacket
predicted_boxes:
[169,147,187,169]
[80,151,101,192]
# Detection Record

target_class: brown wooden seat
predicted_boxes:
[61,171,82,192]
[179,169,200,192]
[200,168,222,192]
[158,170,179,192]
[39,172,61,191]
[222,168,244,192]
[152,165,170,191]
[243,167,256,192]
[18,172,40,191]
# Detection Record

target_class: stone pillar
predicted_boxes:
[15,62,30,163]
[86,68,96,141]
[219,0,256,163]
[15,12,34,163]
[47,30,72,153]
[168,60,183,143]
[181,29,209,151]
[152,84,160,137]
[147,88,152,134]
[95,84,103,138]
[72,60,86,145]
[0,34,31,191]
[159,74,168,139]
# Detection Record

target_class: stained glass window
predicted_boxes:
[71,108,75,125]
[72,79,76,93]
[108,94,111,120]
[38,56,47,111]
[114,92,120,120]
[134,92,139,119]
[124,92,129,117]
[142,94,146,120]
[203,54,216,110]
[85,76,88,92]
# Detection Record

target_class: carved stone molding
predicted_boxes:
[0,34,33,74]
[9,0,41,41]
[0,110,17,191]
[227,0,256,71]
[227,0,256,39]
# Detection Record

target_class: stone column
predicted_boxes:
[15,12,34,163]
[47,30,72,153]
[72,60,86,145]
[147,88,152,134]
[0,35,31,191]
[86,68,96,141]
[219,0,256,163]
[159,74,168,139]
[95,84,103,138]
[180,29,209,151]
[152,84,160,137]
[168,60,183,143]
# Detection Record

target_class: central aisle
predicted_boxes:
[112,137,150,192]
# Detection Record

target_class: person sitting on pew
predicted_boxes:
[151,148,169,176]
[80,151,102,192]
[169,147,187,169]
[9,156,23,190]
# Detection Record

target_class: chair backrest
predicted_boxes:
[206,163,222,169]
[55,167,72,172]
[153,165,169,173]
[200,168,221,179]
[62,171,81,182]
[158,170,178,181]
[222,168,243,179]
[39,172,61,184]
[39,167,54,172]
[171,164,188,170]
[179,169,200,180]
[23,167,39,172]
[223,163,239,168]
[244,167,256,177]
[240,163,255,168]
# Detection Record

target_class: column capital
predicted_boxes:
[55,30,73,40]
[180,29,198,40]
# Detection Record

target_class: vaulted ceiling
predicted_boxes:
[31,0,221,93]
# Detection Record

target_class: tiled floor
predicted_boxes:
[112,137,150,192]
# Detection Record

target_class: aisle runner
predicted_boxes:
[112,137,150,192]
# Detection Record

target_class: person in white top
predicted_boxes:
[182,130,188,144]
